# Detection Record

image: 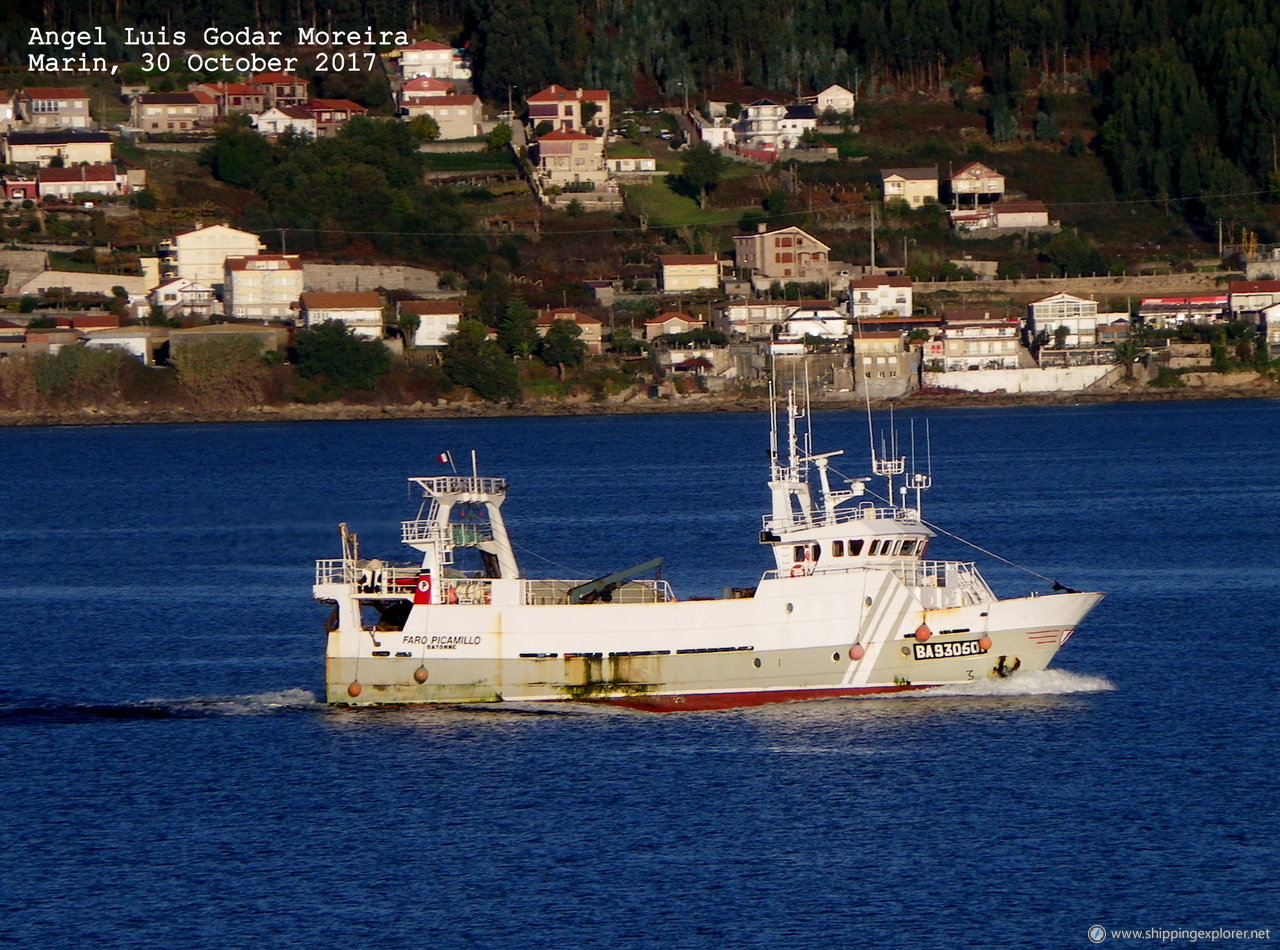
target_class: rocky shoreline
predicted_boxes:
[3,375,1277,427]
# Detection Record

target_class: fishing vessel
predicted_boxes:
[314,395,1103,710]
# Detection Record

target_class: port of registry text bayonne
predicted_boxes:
[24,25,406,75]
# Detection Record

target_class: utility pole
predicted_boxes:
[869,202,877,273]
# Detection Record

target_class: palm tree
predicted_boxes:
[1112,337,1146,379]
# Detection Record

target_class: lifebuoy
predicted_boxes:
[790,564,806,577]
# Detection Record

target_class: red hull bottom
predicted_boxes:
[593,683,931,712]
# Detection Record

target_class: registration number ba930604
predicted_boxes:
[913,639,988,660]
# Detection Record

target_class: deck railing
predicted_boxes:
[410,475,508,496]
[521,578,674,606]
[315,559,675,606]
[762,503,920,533]
[400,521,494,546]
[760,559,994,603]
[315,559,422,593]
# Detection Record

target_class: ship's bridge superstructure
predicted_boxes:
[762,392,935,574]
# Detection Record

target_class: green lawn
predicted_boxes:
[622,162,758,228]
[605,141,653,159]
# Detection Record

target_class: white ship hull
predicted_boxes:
[320,568,1101,710]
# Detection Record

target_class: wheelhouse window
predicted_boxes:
[848,539,864,555]
[832,540,844,557]
[868,539,880,555]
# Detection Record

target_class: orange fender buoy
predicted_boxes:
[914,624,932,642]
[849,643,865,661]
[347,681,362,698]
[978,635,992,651]
[413,666,428,684]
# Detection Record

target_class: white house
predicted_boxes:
[715,298,835,339]
[644,311,706,340]
[36,163,128,200]
[658,254,720,292]
[692,113,737,149]
[3,130,112,166]
[83,326,156,364]
[224,254,304,321]
[992,200,1051,229]
[777,302,849,342]
[815,84,856,116]
[527,85,611,134]
[925,312,1022,371]
[778,105,818,145]
[849,276,913,320]
[1027,292,1097,346]
[160,223,265,285]
[949,162,1005,205]
[252,106,317,138]
[734,99,787,150]
[17,87,92,130]
[537,308,604,353]
[1228,280,1280,316]
[300,291,385,339]
[148,278,217,319]
[1137,296,1227,328]
[400,77,455,108]
[882,167,938,207]
[403,94,482,139]
[398,299,463,348]
[397,39,471,82]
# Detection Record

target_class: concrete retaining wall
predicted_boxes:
[916,273,1227,298]
[924,365,1113,393]
[302,263,439,293]
[418,142,486,154]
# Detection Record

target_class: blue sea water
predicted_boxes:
[1,399,1277,949]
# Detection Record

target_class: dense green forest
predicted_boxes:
[5,0,1279,222]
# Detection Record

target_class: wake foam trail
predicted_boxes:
[913,669,1116,698]
[0,688,321,724]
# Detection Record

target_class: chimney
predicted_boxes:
[757,222,767,233]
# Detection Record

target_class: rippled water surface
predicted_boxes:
[2,400,1277,948]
